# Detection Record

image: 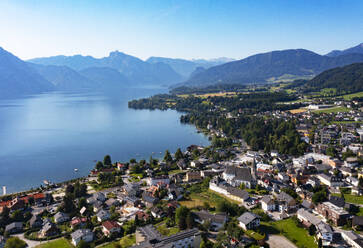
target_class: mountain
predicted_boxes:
[0,47,54,97]
[302,63,363,94]
[326,43,363,57]
[146,57,234,78]
[182,49,363,87]
[79,67,129,88]
[29,51,184,86]
[29,63,101,91]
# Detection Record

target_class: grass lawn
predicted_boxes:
[357,208,363,216]
[99,235,136,248]
[333,193,363,205]
[179,189,239,208]
[260,218,317,248]
[245,230,265,241]
[343,91,363,100]
[289,107,307,114]
[168,169,184,175]
[314,106,350,114]
[35,238,74,248]
[156,222,180,236]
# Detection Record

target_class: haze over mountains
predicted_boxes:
[0,43,363,97]
[183,47,363,87]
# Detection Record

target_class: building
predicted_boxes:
[54,212,69,224]
[96,209,111,222]
[222,166,255,188]
[29,214,43,228]
[71,229,94,246]
[5,222,23,234]
[134,225,201,248]
[316,174,343,187]
[316,222,333,246]
[316,201,350,226]
[193,210,227,231]
[147,176,170,186]
[275,192,297,213]
[39,220,58,238]
[237,212,260,231]
[261,195,275,212]
[102,220,121,237]
[185,171,202,182]
[341,231,363,248]
[297,209,321,227]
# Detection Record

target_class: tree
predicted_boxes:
[95,161,104,170]
[312,190,327,204]
[5,237,27,248]
[175,206,190,230]
[308,224,316,235]
[77,240,91,248]
[104,155,112,166]
[175,148,184,160]
[164,150,172,163]
[11,210,24,222]
[186,212,195,229]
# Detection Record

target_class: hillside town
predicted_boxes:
[1,95,363,248]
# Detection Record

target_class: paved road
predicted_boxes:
[266,235,297,248]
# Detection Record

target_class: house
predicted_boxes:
[97,209,111,222]
[185,171,202,182]
[238,212,260,231]
[134,225,201,248]
[316,201,350,226]
[316,222,333,246]
[261,195,275,212]
[142,192,158,207]
[71,229,94,246]
[297,209,321,227]
[193,210,227,231]
[93,201,104,213]
[352,187,363,196]
[39,220,58,237]
[150,207,165,219]
[135,211,151,222]
[71,217,88,229]
[29,214,43,228]
[345,157,359,168]
[222,166,255,188]
[105,198,120,208]
[276,192,297,213]
[346,176,359,187]
[5,222,23,234]
[316,174,343,187]
[102,220,121,237]
[54,212,69,224]
[146,176,170,186]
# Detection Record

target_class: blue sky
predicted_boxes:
[0,0,362,60]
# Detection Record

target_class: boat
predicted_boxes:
[74,168,79,172]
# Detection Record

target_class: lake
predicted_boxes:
[0,88,209,193]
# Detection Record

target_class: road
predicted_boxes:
[266,235,297,248]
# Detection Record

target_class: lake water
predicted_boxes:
[0,88,209,193]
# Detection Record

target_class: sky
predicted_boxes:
[0,0,362,61]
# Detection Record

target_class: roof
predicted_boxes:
[317,222,333,234]
[5,222,22,231]
[276,192,294,204]
[224,166,253,181]
[261,195,274,205]
[194,210,227,224]
[297,209,321,226]
[71,229,93,240]
[237,212,259,225]
[329,195,345,208]
[227,187,249,200]
[102,220,120,230]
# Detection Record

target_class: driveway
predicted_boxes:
[266,235,297,248]
[13,234,43,248]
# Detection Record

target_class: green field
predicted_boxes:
[333,193,363,205]
[155,220,180,236]
[260,218,317,248]
[343,91,363,100]
[179,189,239,208]
[35,238,74,248]
[99,235,136,248]
[314,106,350,114]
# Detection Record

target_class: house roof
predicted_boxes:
[353,216,363,226]
[226,187,249,200]
[102,220,120,230]
[276,192,294,204]
[237,212,259,225]
[194,210,227,224]
[224,166,253,182]
[261,195,274,205]
[71,229,93,240]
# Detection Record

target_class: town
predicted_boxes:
[1,89,363,248]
